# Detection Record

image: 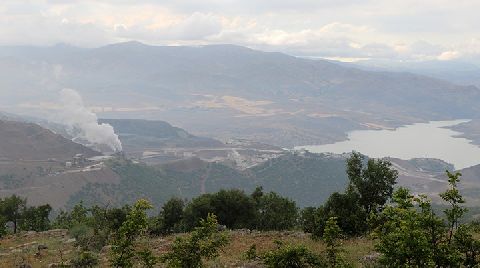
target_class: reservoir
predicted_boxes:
[296,120,480,170]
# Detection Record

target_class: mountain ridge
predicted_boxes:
[1,42,479,147]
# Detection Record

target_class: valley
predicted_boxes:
[1,43,480,148]
[1,117,479,212]
[0,43,479,215]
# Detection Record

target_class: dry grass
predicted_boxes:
[1,229,376,267]
[0,229,76,267]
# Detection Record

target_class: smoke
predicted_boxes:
[57,88,122,152]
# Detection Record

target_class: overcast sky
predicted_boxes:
[1,0,479,62]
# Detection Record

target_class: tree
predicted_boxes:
[310,192,367,238]
[110,199,153,268]
[372,176,479,268]
[160,214,229,268]
[0,195,26,233]
[251,186,264,205]
[440,171,467,244]
[0,214,7,237]
[183,189,256,230]
[323,217,346,267]
[82,205,129,251]
[19,204,52,231]
[96,205,129,232]
[182,194,215,230]
[346,152,397,215]
[210,189,256,229]
[255,192,298,231]
[152,197,185,235]
[53,201,89,229]
[300,207,318,234]
[454,225,480,267]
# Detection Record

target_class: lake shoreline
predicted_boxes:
[295,119,480,170]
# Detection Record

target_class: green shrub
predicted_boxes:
[244,244,258,260]
[373,172,480,267]
[160,214,229,268]
[110,199,153,268]
[69,223,107,252]
[263,242,325,268]
[71,251,99,268]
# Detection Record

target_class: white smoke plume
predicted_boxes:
[57,88,122,152]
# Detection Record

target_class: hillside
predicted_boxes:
[449,119,480,145]
[0,119,113,208]
[1,43,479,147]
[98,119,223,155]
[66,152,348,209]
[0,120,99,161]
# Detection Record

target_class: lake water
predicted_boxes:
[296,120,480,170]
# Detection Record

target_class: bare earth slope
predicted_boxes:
[0,120,112,209]
[0,120,99,161]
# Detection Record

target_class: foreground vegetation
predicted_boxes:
[1,152,480,267]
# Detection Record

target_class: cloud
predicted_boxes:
[0,0,479,62]
[437,50,461,61]
[115,12,223,41]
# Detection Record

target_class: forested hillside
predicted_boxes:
[67,153,348,209]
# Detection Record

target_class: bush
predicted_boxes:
[263,242,325,268]
[244,244,258,261]
[71,251,99,268]
[160,214,229,267]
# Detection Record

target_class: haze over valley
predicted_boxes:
[2,2,480,266]
[0,41,480,210]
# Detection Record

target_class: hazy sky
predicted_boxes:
[1,0,479,61]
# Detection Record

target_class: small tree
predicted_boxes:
[160,213,229,267]
[20,204,52,231]
[110,199,153,268]
[373,171,479,268]
[323,217,344,267]
[440,171,467,244]
[300,207,318,234]
[0,215,7,237]
[346,152,397,215]
[0,195,26,233]
[53,201,89,229]
[255,192,298,231]
[155,197,185,235]
[323,191,367,237]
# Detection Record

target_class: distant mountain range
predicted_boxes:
[1,42,479,147]
[349,59,480,89]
